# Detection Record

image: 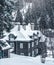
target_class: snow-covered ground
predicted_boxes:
[0,53,54,65]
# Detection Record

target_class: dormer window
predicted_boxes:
[9,34,15,41]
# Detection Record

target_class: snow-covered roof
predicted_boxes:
[24,23,47,42]
[0,33,15,41]
[3,23,47,42]
[0,54,54,65]
[0,40,11,50]
[4,25,33,42]
[39,35,46,42]
[15,31,33,42]
[10,25,18,36]
[22,23,41,37]
[2,42,11,50]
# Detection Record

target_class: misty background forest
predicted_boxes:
[0,0,54,34]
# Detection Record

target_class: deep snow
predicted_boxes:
[0,53,54,65]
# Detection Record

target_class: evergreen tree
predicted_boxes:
[39,15,47,29]
[15,0,23,24]
[45,0,54,29]
[32,7,41,30]
[0,0,5,38]
[24,6,32,24]
[4,0,15,32]
[0,0,15,38]
[5,0,15,30]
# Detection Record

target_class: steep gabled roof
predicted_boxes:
[15,31,33,42]
[9,25,33,42]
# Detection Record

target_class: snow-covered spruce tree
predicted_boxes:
[32,8,41,30]
[24,6,32,25]
[15,9,23,24]
[4,0,15,32]
[0,0,14,34]
[15,0,23,24]
[24,5,41,29]
[45,0,54,29]
[32,0,50,30]
[39,14,48,29]
[0,0,5,38]
[0,0,15,38]
[31,0,42,30]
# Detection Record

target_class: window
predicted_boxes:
[32,42,34,47]
[10,42,14,47]
[9,34,15,41]
[28,53,30,56]
[10,42,14,50]
[28,43,30,48]
[35,49,38,54]
[32,51,34,57]
[36,40,38,45]
[20,43,23,49]
[10,38,14,41]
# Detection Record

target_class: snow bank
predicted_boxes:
[0,54,54,65]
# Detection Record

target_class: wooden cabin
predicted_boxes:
[0,40,11,59]
[7,23,42,57]
[7,31,40,57]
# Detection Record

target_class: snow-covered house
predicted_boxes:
[14,31,34,56]
[0,40,11,59]
[6,25,41,57]
[7,31,35,56]
[3,21,47,57]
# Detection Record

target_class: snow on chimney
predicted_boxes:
[31,23,34,30]
[22,22,26,30]
[17,22,21,31]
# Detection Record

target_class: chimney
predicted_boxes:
[22,22,26,30]
[17,22,21,31]
[31,23,34,30]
